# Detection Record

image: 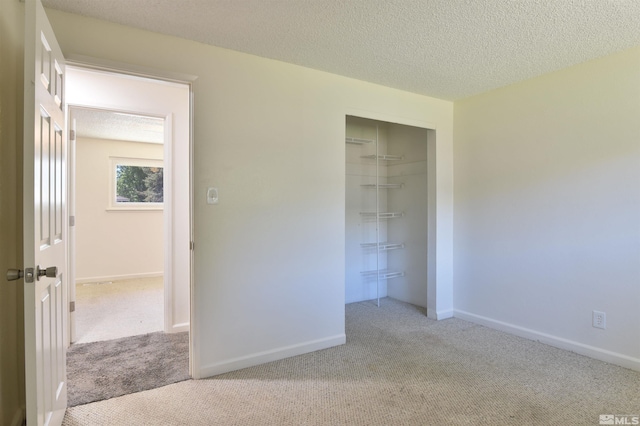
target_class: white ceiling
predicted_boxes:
[44,0,640,100]
[72,108,164,143]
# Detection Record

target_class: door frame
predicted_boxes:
[63,58,196,371]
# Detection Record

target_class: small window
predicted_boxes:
[109,157,163,210]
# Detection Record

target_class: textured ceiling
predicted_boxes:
[72,108,164,144]
[44,0,640,100]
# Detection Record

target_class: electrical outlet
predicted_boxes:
[592,311,606,329]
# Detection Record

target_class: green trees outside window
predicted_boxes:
[115,165,163,203]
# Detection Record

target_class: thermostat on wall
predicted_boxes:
[207,187,218,204]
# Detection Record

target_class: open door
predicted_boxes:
[23,0,68,424]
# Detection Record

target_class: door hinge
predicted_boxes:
[70,129,76,141]
[190,241,195,250]
[70,301,75,313]
[69,215,75,227]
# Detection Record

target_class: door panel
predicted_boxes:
[24,0,68,425]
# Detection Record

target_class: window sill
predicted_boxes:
[106,206,164,212]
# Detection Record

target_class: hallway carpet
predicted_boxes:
[66,331,189,407]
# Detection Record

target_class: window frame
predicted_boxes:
[108,156,164,211]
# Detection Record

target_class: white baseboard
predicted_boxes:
[199,334,346,378]
[168,322,189,333]
[427,308,454,320]
[76,271,163,284]
[454,309,640,372]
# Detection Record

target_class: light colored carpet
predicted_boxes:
[63,298,640,425]
[75,277,163,343]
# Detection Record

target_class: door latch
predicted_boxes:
[36,266,58,280]
[6,267,35,283]
[6,269,23,281]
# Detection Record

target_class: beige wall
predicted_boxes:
[453,46,640,370]
[0,0,26,424]
[75,137,164,281]
[45,9,454,376]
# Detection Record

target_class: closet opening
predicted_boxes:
[345,115,432,310]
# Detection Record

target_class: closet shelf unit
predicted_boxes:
[345,130,406,307]
[346,116,430,309]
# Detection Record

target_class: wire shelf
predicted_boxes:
[360,269,405,280]
[360,242,405,251]
[359,212,404,219]
[360,154,403,161]
[346,137,374,145]
[360,183,404,189]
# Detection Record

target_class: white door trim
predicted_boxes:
[65,54,198,85]
[68,115,76,344]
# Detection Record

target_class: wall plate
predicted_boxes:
[207,187,218,204]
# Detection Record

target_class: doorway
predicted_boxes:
[65,65,192,405]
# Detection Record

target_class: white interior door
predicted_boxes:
[23,0,68,424]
